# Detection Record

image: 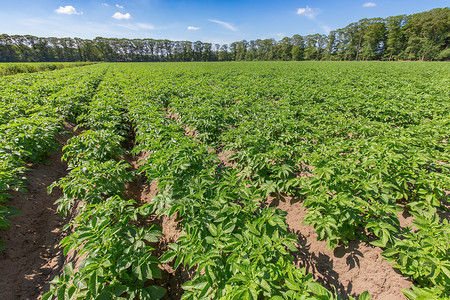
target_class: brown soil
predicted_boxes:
[154,213,191,300]
[397,206,416,229]
[0,122,79,300]
[124,151,188,299]
[268,195,411,300]
[164,107,179,121]
[216,149,236,168]
[164,107,200,140]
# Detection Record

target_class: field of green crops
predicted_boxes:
[0,62,96,76]
[0,61,449,299]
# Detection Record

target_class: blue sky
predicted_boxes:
[0,0,448,44]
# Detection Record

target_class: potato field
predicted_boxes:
[0,62,449,300]
[0,62,96,77]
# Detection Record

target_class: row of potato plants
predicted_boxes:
[0,65,107,251]
[123,66,369,299]
[128,62,449,298]
[42,65,349,299]
[44,68,166,300]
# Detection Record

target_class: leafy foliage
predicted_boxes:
[44,67,167,299]
[45,197,165,300]
[382,208,450,298]
[4,61,448,298]
[0,64,107,251]
[124,61,448,297]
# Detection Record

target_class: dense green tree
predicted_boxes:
[245,40,257,61]
[402,8,449,60]
[218,44,229,61]
[291,34,305,60]
[360,19,387,60]
[202,42,212,61]
[384,15,407,60]
[277,37,292,61]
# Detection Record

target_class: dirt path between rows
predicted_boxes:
[0,123,77,300]
[272,195,411,300]
[124,151,188,299]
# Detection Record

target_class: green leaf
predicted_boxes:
[440,266,450,280]
[229,274,247,283]
[42,292,53,300]
[179,163,191,170]
[174,255,183,270]
[63,263,74,276]
[402,288,417,300]
[113,285,128,296]
[207,223,218,237]
[284,278,300,291]
[145,286,166,300]
[283,240,298,252]
[57,285,66,300]
[182,281,193,290]
[260,279,271,293]
[191,277,208,290]
[307,282,329,296]
[247,224,260,236]
[370,239,387,248]
[359,291,371,300]
[133,263,143,280]
[89,271,98,295]
[381,247,397,258]
[97,291,114,300]
[160,250,177,263]
[223,222,236,234]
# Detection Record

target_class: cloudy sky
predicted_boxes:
[0,0,447,44]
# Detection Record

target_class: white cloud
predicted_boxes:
[363,2,377,7]
[116,4,124,9]
[101,3,110,7]
[187,26,201,30]
[55,5,82,15]
[112,12,131,20]
[208,19,238,31]
[296,5,319,19]
[297,7,308,14]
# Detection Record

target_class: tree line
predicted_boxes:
[1,7,448,62]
